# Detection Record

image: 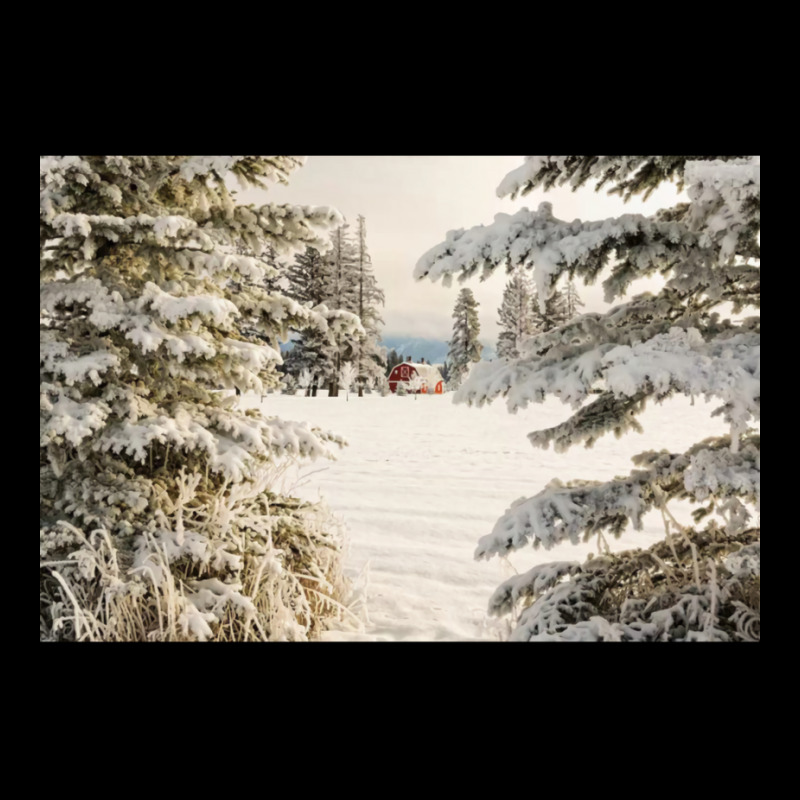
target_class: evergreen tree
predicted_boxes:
[530,285,570,333]
[447,288,482,388]
[40,156,363,641]
[325,223,358,396]
[284,246,338,395]
[230,240,287,357]
[235,239,282,293]
[386,349,402,373]
[352,215,386,396]
[497,269,537,359]
[286,219,385,398]
[327,223,359,315]
[565,279,584,319]
[416,155,760,641]
[285,246,328,307]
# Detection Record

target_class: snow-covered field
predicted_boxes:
[242,391,732,641]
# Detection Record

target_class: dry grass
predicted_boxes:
[40,468,360,642]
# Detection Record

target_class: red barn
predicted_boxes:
[388,361,444,394]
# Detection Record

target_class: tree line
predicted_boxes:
[284,216,385,397]
[238,215,387,397]
[443,273,584,388]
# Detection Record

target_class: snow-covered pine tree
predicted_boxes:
[284,246,338,396]
[352,215,386,396]
[230,240,286,362]
[40,156,363,642]
[235,239,282,293]
[325,223,359,397]
[287,219,385,397]
[416,155,760,641]
[447,288,482,388]
[497,269,537,359]
[286,246,328,307]
[530,284,570,333]
[565,279,584,320]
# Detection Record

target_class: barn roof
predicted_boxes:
[404,362,443,384]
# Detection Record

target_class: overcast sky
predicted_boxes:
[235,156,686,345]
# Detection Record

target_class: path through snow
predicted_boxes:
[243,392,731,641]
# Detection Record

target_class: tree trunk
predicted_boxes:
[330,336,341,397]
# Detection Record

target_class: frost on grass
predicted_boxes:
[40,156,365,641]
[417,155,760,641]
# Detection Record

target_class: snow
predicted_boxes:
[140,282,239,326]
[496,156,552,199]
[684,157,760,264]
[414,200,697,306]
[240,390,733,641]
[397,362,443,387]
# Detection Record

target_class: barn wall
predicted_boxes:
[388,364,418,392]
[388,363,445,394]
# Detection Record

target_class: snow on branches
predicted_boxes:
[418,155,760,641]
[40,156,361,641]
[459,325,759,453]
[476,433,759,562]
[493,528,760,642]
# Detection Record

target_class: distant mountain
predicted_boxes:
[381,336,495,365]
[282,336,496,363]
[381,337,449,364]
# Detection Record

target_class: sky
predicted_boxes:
[235,156,687,346]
